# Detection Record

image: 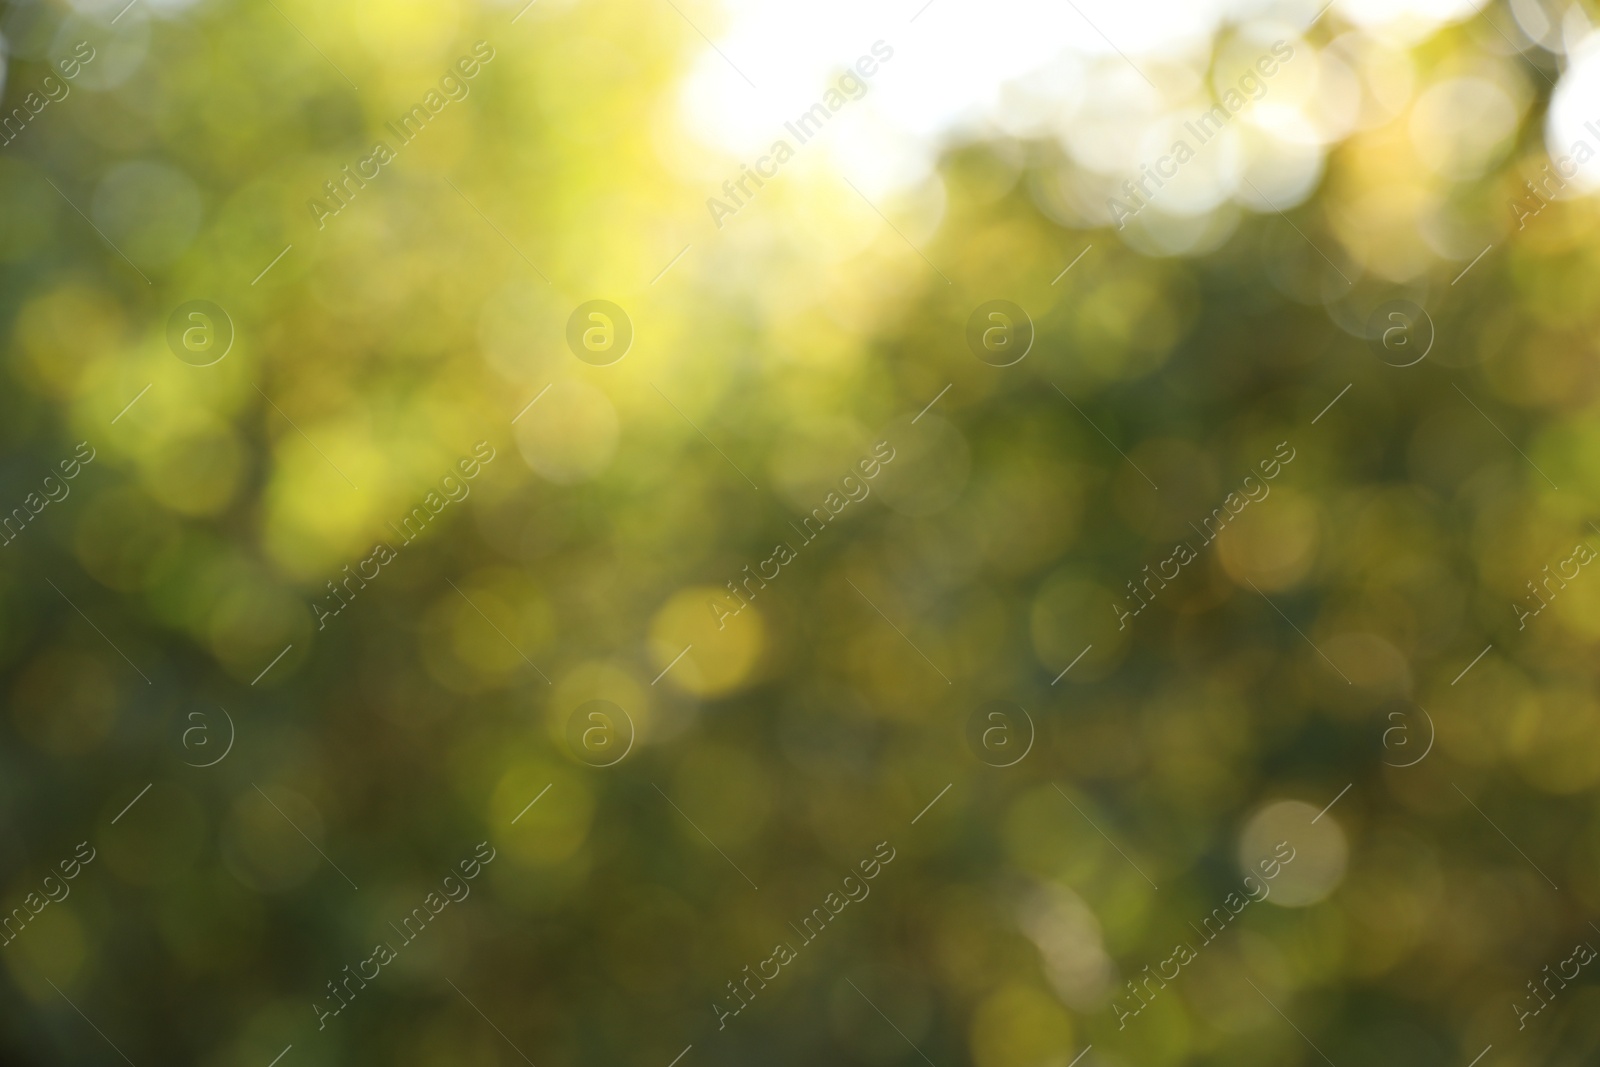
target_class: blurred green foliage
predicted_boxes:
[4,1,1600,1066]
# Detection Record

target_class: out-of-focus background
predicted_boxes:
[4,0,1600,1063]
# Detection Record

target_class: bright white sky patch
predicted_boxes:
[1547,29,1600,191]
[674,0,1494,229]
